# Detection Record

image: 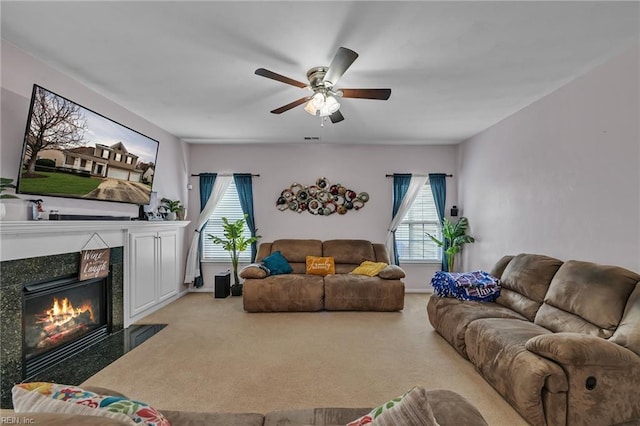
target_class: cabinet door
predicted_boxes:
[157,230,179,302]
[130,231,158,315]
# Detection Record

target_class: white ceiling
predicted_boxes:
[1,1,638,145]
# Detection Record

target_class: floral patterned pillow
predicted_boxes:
[346,386,439,426]
[12,382,170,426]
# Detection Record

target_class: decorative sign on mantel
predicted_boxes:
[276,177,370,216]
[79,233,110,280]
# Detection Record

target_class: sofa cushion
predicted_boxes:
[489,255,514,279]
[611,282,640,356]
[425,389,488,426]
[346,386,438,426]
[243,274,324,312]
[261,251,293,275]
[264,408,371,426]
[271,239,323,263]
[351,261,388,277]
[161,410,264,426]
[496,253,563,321]
[12,382,169,426]
[323,240,376,265]
[426,296,527,358]
[306,256,336,276]
[464,318,568,426]
[535,260,640,338]
[324,275,404,311]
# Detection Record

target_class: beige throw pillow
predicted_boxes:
[346,386,439,426]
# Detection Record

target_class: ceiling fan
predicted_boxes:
[255,47,391,124]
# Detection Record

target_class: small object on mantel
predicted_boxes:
[28,199,44,220]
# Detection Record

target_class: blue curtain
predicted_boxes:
[392,174,412,265]
[194,173,216,288]
[234,174,257,262]
[429,173,447,271]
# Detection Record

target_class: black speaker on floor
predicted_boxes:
[214,272,230,298]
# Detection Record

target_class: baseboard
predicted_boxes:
[189,287,214,293]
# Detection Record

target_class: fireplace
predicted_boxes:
[22,275,112,378]
[1,247,124,408]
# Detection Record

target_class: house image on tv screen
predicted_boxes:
[61,142,148,183]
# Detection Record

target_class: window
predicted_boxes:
[201,180,252,261]
[101,150,110,159]
[115,153,122,162]
[395,184,442,262]
[126,156,133,164]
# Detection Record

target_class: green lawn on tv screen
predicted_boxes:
[19,172,102,196]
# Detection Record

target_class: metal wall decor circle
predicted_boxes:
[275,177,369,215]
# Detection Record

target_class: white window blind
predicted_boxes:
[201,180,252,261]
[395,183,442,262]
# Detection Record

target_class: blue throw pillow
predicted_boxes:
[261,251,293,275]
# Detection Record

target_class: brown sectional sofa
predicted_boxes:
[427,253,640,426]
[242,239,405,312]
[3,387,489,425]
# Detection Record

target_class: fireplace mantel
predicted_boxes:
[0,220,189,262]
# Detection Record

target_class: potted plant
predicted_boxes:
[161,198,183,221]
[207,215,261,296]
[426,216,475,272]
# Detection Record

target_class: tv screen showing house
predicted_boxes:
[17,84,159,205]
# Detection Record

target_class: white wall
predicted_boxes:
[458,44,640,273]
[0,41,189,219]
[187,143,458,292]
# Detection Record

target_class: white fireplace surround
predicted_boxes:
[0,220,189,326]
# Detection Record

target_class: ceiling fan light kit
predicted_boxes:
[255,47,391,124]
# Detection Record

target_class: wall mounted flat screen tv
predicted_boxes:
[17,84,159,205]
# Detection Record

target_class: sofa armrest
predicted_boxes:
[526,332,640,367]
[378,265,406,280]
[239,263,268,279]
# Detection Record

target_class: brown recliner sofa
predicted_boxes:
[241,239,405,312]
[427,253,640,426]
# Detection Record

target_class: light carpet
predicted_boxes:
[82,293,527,425]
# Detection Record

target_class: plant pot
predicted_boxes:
[166,211,177,221]
[231,284,243,297]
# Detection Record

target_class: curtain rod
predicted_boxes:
[191,173,260,177]
[385,173,453,177]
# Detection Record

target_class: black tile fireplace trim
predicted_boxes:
[0,247,123,409]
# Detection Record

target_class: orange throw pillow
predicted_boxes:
[306,256,336,276]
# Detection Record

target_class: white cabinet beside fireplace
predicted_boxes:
[128,228,182,322]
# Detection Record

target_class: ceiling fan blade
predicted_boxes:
[340,88,391,100]
[255,68,307,88]
[329,110,344,124]
[270,97,309,114]
[322,47,359,87]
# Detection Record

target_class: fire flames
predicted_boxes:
[36,297,95,328]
